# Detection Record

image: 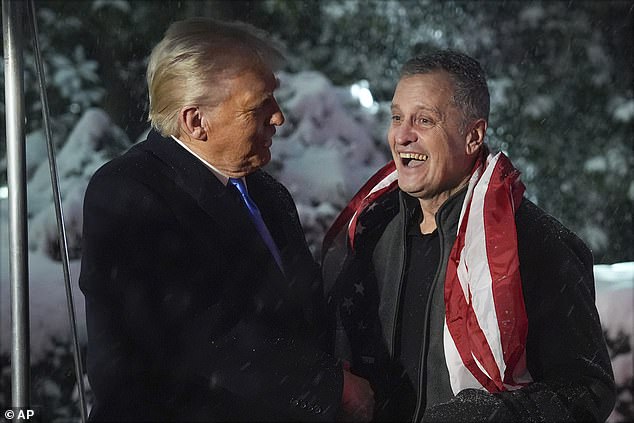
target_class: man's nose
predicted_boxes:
[270,99,285,126]
[393,122,416,145]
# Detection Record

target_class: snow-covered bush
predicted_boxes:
[27,109,131,259]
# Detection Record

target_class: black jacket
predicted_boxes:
[326,188,615,422]
[79,131,342,421]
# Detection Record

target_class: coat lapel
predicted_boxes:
[140,131,285,279]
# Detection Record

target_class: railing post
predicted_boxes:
[3,0,30,408]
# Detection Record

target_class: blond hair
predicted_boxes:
[147,17,286,136]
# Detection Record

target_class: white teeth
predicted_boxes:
[399,152,428,161]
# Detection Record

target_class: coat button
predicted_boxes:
[290,398,299,407]
[314,406,322,414]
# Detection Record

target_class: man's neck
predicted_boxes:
[419,208,437,234]
[416,178,470,234]
[171,135,234,186]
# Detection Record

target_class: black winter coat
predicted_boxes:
[326,188,615,422]
[80,131,343,421]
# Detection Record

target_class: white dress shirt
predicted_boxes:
[171,135,247,189]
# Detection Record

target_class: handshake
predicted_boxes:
[338,362,375,422]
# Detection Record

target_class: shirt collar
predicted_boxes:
[403,193,439,237]
[171,135,246,188]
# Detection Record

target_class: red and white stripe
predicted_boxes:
[322,160,398,256]
[444,152,532,393]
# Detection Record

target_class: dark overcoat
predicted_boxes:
[79,131,342,422]
[327,188,616,422]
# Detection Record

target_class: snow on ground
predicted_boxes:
[0,243,85,360]
[594,262,634,422]
[595,262,634,407]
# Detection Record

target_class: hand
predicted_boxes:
[338,368,375,422]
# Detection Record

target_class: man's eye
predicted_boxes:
[391,115,401,122]
[418,117,432,125]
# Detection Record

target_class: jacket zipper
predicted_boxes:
[412,212,447,422]
[390,195,410,357]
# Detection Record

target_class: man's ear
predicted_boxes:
[178,106,207,141]
[465,118,487,155]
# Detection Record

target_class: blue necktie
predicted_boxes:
[229,178,284,273]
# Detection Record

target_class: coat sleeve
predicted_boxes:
[424,200,616,423]
[79,165,343,421]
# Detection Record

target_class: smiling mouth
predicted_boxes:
[399,152,428,167]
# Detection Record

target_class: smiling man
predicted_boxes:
[324,50,615,422]
[79,17,374,422]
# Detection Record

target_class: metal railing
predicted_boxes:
[3,0,88,420]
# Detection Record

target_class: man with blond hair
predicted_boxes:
[80,18,373,422]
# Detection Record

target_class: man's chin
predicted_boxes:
[240,154,271,174]
[254,155,270,169]
[398,179,425,197]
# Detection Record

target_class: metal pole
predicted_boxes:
[2,0,30,408]
[26,1,88,420]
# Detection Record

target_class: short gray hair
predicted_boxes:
[147,17,286,136]
[400,50,490,128]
